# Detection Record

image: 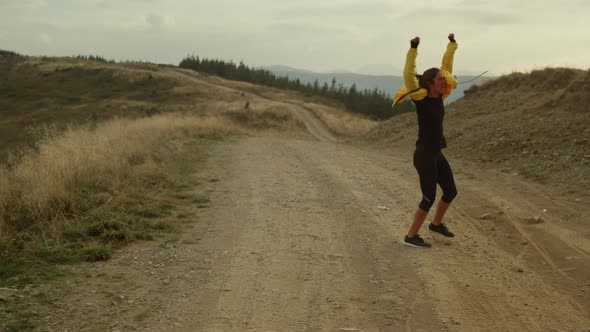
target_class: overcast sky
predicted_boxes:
[1,0,589,75]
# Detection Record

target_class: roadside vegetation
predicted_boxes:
[0,50,316,287]
[0,113,241,286]
[0,49,382,288]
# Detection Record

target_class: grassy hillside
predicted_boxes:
[0,55,172,160]
[0,52,376,285]
[0,54,320,162]
[365,67,590,194]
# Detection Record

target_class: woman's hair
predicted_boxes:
[416,67,440,89]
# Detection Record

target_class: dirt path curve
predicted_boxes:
[171,69,338,144]
[6,73,589,332]
[286,103,338,143]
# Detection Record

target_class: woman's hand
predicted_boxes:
[448,33,456,42]
[411,36,420,48]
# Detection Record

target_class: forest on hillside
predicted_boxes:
[179,55,414,119]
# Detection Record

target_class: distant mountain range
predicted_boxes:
[266,65,493,104]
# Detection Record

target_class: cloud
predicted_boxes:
[39,33,52,44]
[397,7,518,26]
[266,22,359,38]
[277,2,394,19]
[145,13,175,30]
[118,13,175,32]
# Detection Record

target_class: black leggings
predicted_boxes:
[413,149,458,211]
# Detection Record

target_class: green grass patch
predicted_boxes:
[61,228,86,242]
[0,261,24,279]
[82,246,112,262]
[0,199,178,283]
[126,201,172,219]
[0,258,68,287]
[35,269,67,281]
[33,246,77,264]
[4,319,36,332]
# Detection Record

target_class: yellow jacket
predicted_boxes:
[392,42,458,107]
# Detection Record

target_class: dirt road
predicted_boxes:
[4,84,589,332]
[158,136,589,331]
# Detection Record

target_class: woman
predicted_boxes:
[393,33,459,248]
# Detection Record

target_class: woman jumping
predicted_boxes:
[393,33,459,248]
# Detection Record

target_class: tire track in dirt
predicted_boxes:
[450,179,590,317]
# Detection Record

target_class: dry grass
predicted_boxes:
[0,57,301,161]
[0,114,241,240]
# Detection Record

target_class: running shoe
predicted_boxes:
[428,223,455,237]
[403,234,432,248]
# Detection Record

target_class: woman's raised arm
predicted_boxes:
[403,36,421,91]
[441,33,458,74]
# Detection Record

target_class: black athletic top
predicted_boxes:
[413,96,447,152]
